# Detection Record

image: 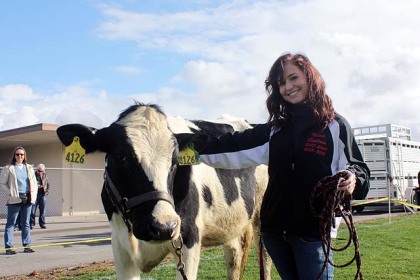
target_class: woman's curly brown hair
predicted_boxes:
[265,52,335,129]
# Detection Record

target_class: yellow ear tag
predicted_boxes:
[64,136,86,164]
[178,144,200,166]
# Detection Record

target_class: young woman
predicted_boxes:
[1,146,37,254]
[198,53,370,279]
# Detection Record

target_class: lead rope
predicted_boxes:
[259,234,265,280]
[172,236,188,280]
[310,170,363,280]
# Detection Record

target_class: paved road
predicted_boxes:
[0,214,112,278]
[0,208,413,278]
[352,205,414,222]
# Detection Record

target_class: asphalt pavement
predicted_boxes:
[0,208,413,278]
[0,214,112,278]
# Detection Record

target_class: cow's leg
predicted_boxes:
[108,215,142,280]
[253,165,272,280]
[223,224,253,280]
[252,215,272,280]
[253,233,272,280]
[111,215,170,279]
[112,238,141,280]
[175,243,201,280]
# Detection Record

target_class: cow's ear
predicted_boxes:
[174,133,210,152]
[56,124,98,153]
[174,133,195,150]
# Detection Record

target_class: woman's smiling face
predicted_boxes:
[278,63,309,105]
[14,148,25,164]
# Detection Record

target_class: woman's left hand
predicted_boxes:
[337,170,356,195]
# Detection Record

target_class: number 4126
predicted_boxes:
[65,152,85,163]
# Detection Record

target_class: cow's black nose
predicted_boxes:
[149,220,178,240]
[134,219,178,241]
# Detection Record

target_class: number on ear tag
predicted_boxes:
[64,136,86,164]
[178,144,200,166]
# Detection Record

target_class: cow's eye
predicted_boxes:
[115,154,127,162]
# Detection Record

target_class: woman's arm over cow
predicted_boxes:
[197,123,271,169]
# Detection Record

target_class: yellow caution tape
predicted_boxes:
[351,197,420,209]
[390,199,420,209]
[2,237,111,252]
[352,197,390,206]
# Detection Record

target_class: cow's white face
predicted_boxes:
[117,106,177,193]
[102,105,181,242]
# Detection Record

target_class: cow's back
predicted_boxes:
[168,116,259,248]
[190,164,257,247]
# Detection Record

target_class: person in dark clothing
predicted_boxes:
[197,52,370,279]
[418,171,420,187]
[30,164,50,229]
[415,171,420,206]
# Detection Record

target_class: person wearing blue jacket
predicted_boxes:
[198,52,370,279]
[1,146,37,255]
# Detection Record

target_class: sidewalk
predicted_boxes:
[0,213,110,234]
[0,214,113,278]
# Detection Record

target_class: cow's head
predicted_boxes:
[56,102,196,242]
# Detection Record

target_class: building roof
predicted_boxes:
[353,124,412,141]
[0,123,59,150]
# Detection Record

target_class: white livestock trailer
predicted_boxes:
[353,124,420,212]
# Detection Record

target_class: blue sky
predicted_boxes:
[1,0,420,139]
[1,1,181,93]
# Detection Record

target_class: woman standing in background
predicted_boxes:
[0,146,37,255]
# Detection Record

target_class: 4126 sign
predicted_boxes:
[64,136,86,164]
[178,144,200,166]
[65,151,85,163]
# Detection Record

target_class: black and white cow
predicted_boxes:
[56,102,271,280]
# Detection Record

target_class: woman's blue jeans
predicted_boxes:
[4,203,32,249]
[263,232,333,280]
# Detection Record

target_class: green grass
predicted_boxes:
[333,213,420,280]
[67,213,420,280]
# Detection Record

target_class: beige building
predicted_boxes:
[0,123,106,218]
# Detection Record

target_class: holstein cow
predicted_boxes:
[56,102,271,280]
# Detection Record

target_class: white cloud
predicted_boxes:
[0,83,134,131]
[0,84,39,102]
[94,0,420,138]
[2,0,420,139]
